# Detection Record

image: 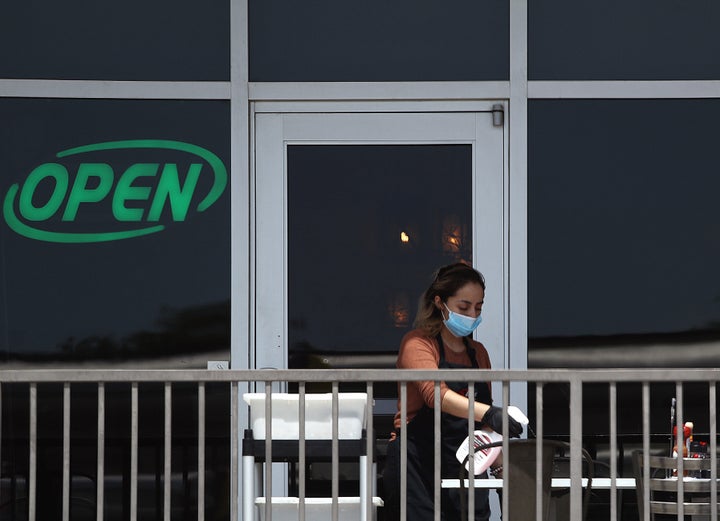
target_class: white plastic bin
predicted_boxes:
[255,497,383,521]
[242,392,367,440]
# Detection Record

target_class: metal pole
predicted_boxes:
[164,383,172,521]
[62,383,70,521]
[197,382,205,521]
[97,383,105,521]
[131,382,138,521]
[569,378,582,520]
[609,382,618,521]
[400,382,407,521]
[29,383,37,521]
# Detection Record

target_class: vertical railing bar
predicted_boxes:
[0,383,2,495]
[130,382,138,521]
[364,381,374,521]
[197,382,205,521]
[264,381,272,521]
[29,383,37,521]
[642,382,650,521]
[230,381,238,521]
[569,377,582,520]
[536,383,544,521]
[501,382,509,521]
[332,381,339,521]
[467,381,474,518]
[609,382,618,521]
[62,382,71,521]
[710,381,717,521]
[298,382,306,521]
[434,381,441,521]
[400,381,407,521]
[97,383,105,521]
[164,382,172,521]
[676,382,684,521]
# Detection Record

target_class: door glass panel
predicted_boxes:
[287,144,472,367]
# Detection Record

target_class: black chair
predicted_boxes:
[546,443,596,521]
[460,439,594,521]
[632,450,718,520]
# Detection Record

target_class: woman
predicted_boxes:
[382,262,522,521]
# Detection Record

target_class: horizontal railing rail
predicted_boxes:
[0,368,718,521]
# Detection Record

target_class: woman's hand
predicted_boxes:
[440,390,523,437]
[481,406,523,438]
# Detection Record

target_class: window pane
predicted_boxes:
[249,0,508,81]
[287,144,472,365]
[530,0,720,80]
[0,1,229,81]
[528,99,720,366]
[0,98,230,365]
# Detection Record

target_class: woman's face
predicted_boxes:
[434,281,485,318]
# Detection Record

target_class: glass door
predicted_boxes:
[253,109,507,373]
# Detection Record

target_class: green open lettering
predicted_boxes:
[62,163,114,221]
[112,163,158,221]
[147,163,202,221]
[18,163,69,221]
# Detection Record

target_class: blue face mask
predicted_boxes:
[443,303,482,337]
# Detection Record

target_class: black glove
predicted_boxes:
[481,405,523,438]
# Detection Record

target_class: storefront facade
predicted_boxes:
[2,0,720,518]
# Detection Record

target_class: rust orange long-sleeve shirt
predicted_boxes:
[392,329,492,432]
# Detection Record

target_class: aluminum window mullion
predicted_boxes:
[0,79,231,99]
[528,80,720,99]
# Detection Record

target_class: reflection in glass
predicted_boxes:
[529,99,720,368]
[529,0,720,80]
[287,144,472,366]
[250,0,509,82]
[387,292,411,329]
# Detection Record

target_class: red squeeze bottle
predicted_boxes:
[672,422,693,476]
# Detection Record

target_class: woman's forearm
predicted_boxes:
[441,389,492,421]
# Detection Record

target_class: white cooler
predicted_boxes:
[255,497,384,521]
[242,392,368,439]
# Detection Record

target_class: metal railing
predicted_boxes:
[0,368,719,521]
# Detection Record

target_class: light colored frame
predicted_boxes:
[251,107,508,373]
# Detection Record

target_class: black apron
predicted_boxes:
[383,335,493,521]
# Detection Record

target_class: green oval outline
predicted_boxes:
[56,139,227,212]
[2,139,226,243]
[3,184,165,243]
